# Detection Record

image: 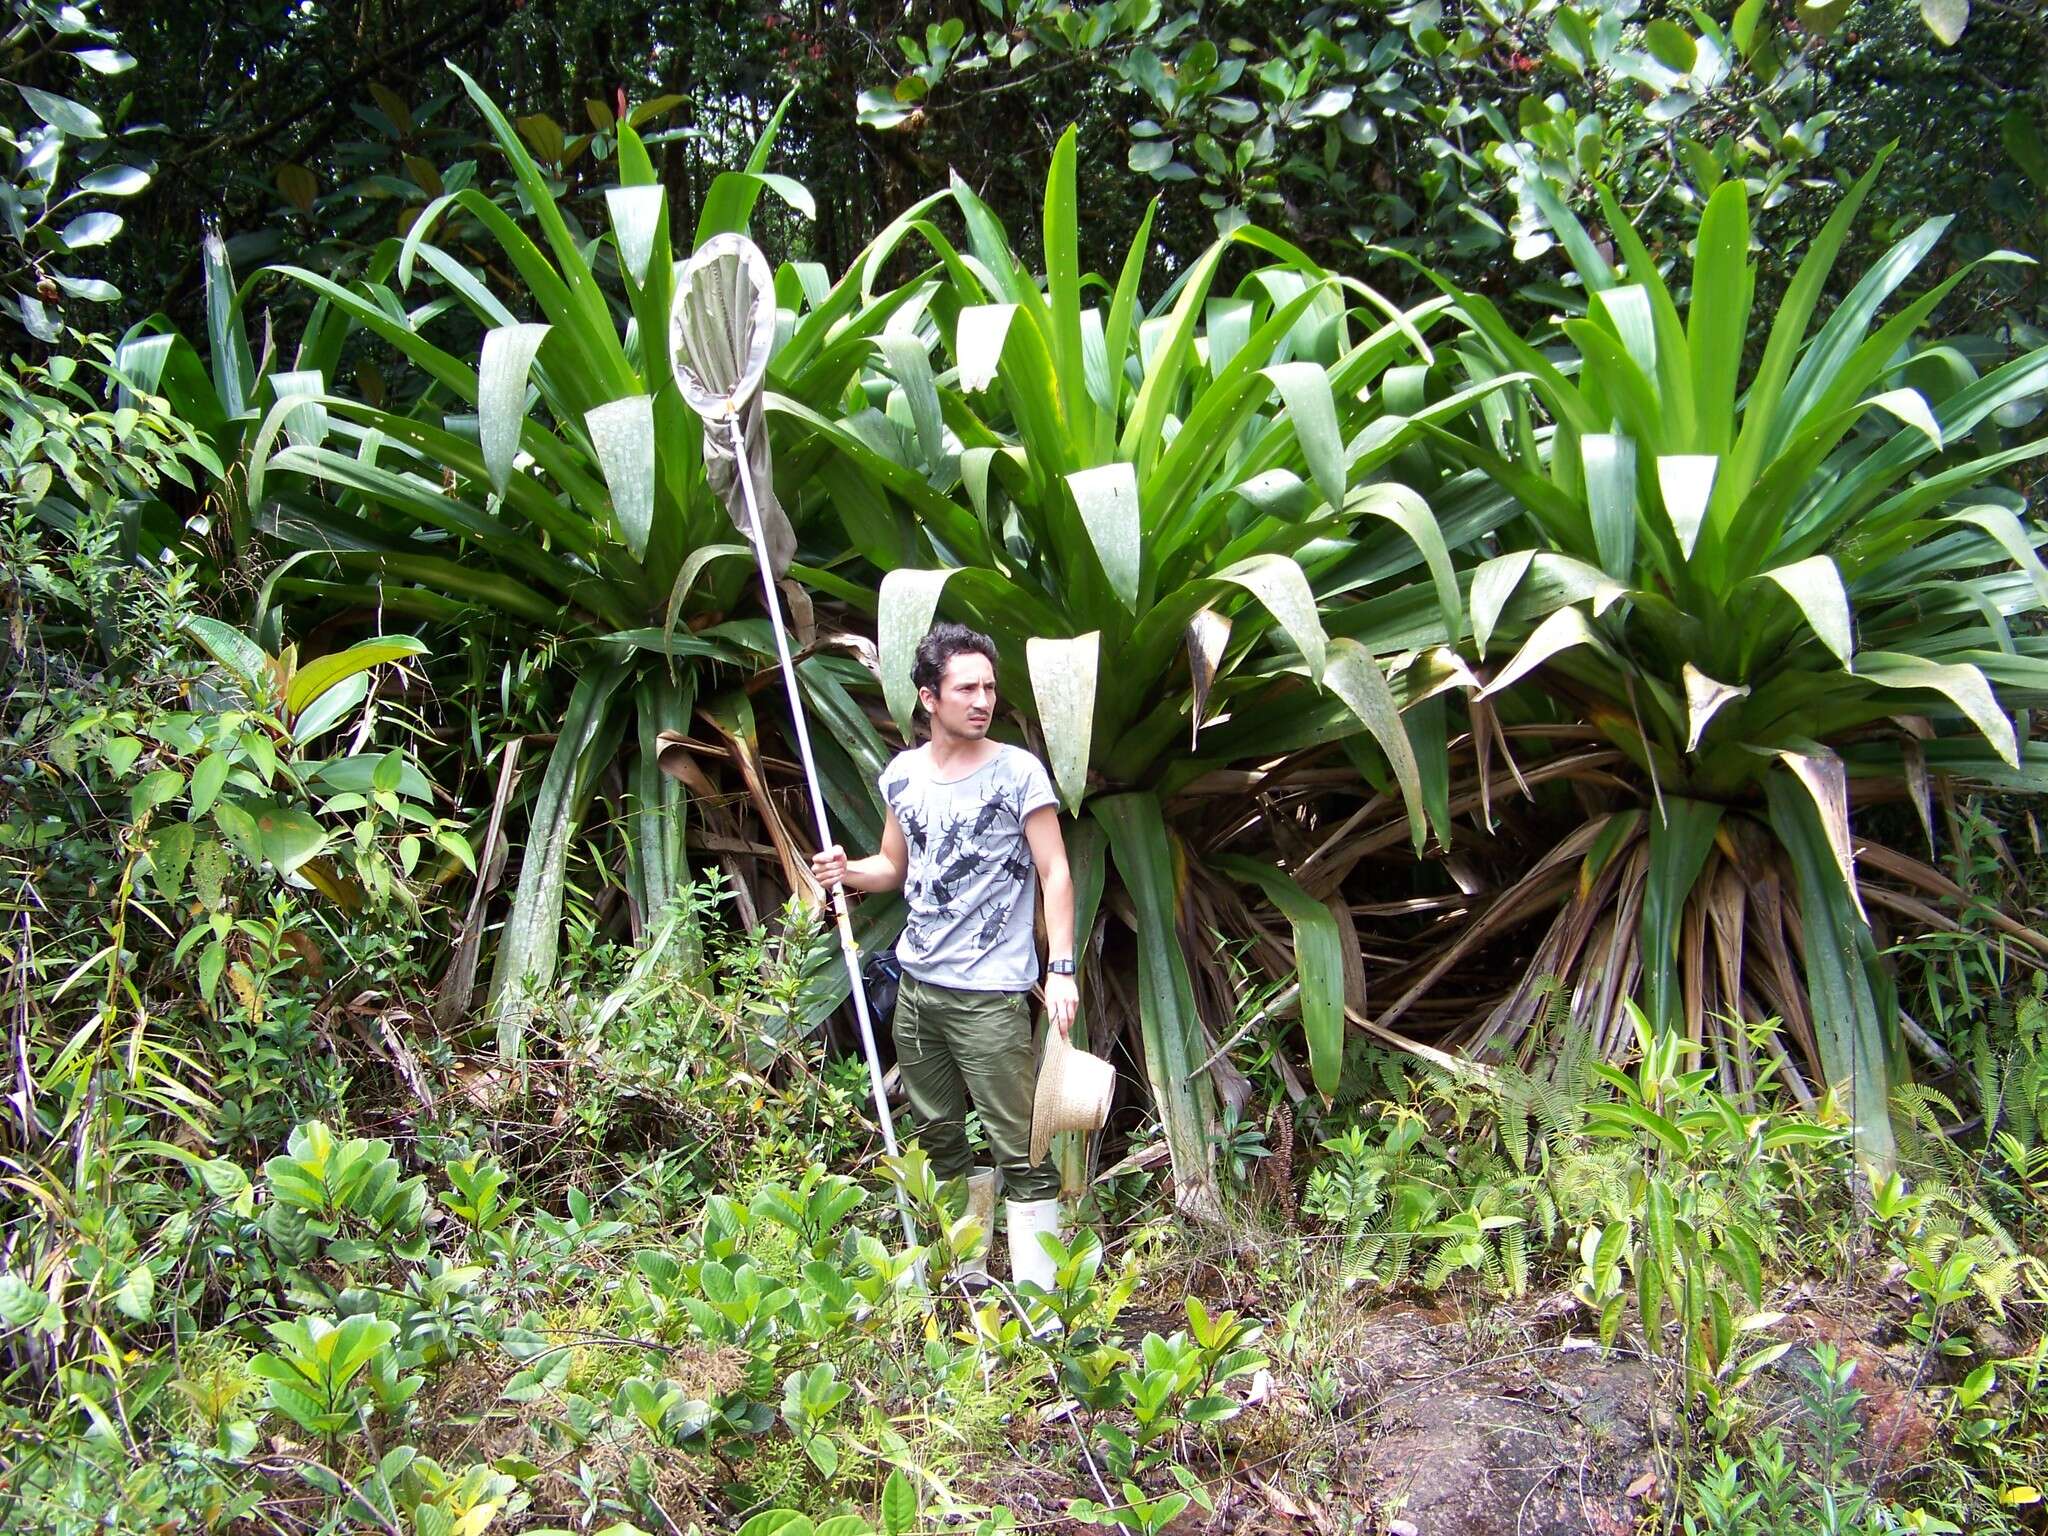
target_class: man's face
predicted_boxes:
[920,651,997,740]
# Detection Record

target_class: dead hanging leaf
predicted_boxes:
[1705,862,1747,1032]
[436,739,522,1030]
[1857,841,2048,958]
[1410,644,1480,701]
[1683,662,1748,753]
[652,730,719,797]
[1776,747,1865,921]
[818,630,881,679]
[1186,608,1230,748]
[1329,896,1368,1019]
[780,578,816,651]
[1891,715,1937,854]
[701,693,816,902]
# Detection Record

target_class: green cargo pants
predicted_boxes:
[893,974,1060,1203]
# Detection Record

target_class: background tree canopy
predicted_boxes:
[8,0,2037,337]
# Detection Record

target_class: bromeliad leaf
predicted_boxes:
[1480,606,1615,699]
[585,395,656,558]
[1068,464,1141,610]
[479,323,551,496]
[1682,663,1748,753]
[878,567,959,741]
[955,305,1017,393]
[1582,433,1638,581]
[1852,652,2018,766]
[1211,854,1347,1100]
[1776,747,1865,920]
[1324,638,1429,853]
[1758,556,1852,665]
[1218,553,1326,679]
[1656,455,1715,559]
[1263,361,1346,509]
[606,186,666,286]
[1026,632,1099,815]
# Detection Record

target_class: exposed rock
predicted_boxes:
[1330,1305,1668,1536]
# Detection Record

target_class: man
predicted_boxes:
[811,622,1078,1290]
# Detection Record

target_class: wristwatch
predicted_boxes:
[1047,957,1077,976]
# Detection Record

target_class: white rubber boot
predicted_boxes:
[1006,1197,1062,1292]
[955,1169,997,1290]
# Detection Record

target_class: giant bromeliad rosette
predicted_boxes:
[1378,154,2048,1168]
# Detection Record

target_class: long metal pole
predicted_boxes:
[724,414,919,1250]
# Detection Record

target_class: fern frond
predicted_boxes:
[1422,1242,1460,1291]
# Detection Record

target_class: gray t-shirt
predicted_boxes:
[880,743,1059,992]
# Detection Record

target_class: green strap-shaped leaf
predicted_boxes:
[632,671,695,935]
[1656,454,1715,559]
[1759,555,1852,665]
[286,636,428,719]
[1764,772,1897,1170]
[1853,651,2018,766]
[1323,637,1428,853]
[605,185,666,287]
[1026,632,1098,814]
[479,322,550,496]
[585,394,656,559]
[1638,797,1722,1032]
[1211,854,1347,1101]
[1216,552,1326,679]
[1863,387,1943,451]
[1774,215,1953,451]
[1093,791,1220,1220]
[664,543,752,650]
[1686,181,1751,455]
[878,567,959,740]
[875,334,945,470]
[696,170,814,244]
[1346,482,1461,638]
[489,663,630,1060]
[1043,125,1091,442]
[1593,284,1659,382]
[1946,503,2048,610]
[1480,606,1616,699]
[1262,361,1346,510]
[1067,464,1142,611]
[1470,549,1535,661]
[1582,432,1638,582]
[268,370,328,451]
[954,304,1017,393]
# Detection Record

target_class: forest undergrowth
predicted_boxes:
[10,756,2048,1535]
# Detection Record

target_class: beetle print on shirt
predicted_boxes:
[877,743,1059,993]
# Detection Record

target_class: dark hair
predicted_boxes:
[912,622,999,701]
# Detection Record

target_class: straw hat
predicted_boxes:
[1030,1022,1116,1166]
